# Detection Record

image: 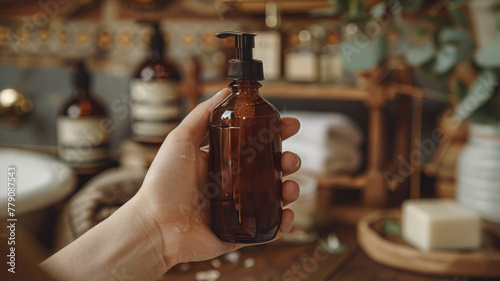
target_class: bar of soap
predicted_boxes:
[402,199,481,251]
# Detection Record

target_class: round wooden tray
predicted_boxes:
[357,210,500,278]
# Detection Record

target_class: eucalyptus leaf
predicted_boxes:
[404,39,436,67]
[383,219,402,236]
[433,44,458,75]
[475,37,500,68]
[440,28,474,61]
[341,35,387,71]
[370,2,386,20]
[454,70,498,122]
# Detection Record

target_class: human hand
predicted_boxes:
[134,88,301,268]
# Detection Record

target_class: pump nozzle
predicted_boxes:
[216,31,264,81]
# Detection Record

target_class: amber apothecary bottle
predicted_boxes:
[130,22,181,143]
[209,31,282,243]
[57,61,109,172]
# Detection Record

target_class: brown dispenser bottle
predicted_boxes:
[209,31,282,243]
[57,61,109,173]
[130,22,181,143]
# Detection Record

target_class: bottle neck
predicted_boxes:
[229,80,262,97]
[148,48,163,63]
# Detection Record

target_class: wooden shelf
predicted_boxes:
[317,173,367,189]
[202,81,369,101]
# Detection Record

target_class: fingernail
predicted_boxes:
[215,88,230,96]
[295,157,301,170]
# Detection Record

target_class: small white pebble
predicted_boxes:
[224,251,241,264]
[210,258,221,268]
[243,258,255,268]
[178,263,191,272]
[327,234,341,250]
[195,269,221,281]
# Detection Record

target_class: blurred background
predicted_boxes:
[1,0,500,280]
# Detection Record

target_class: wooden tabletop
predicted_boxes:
[160,225,467,281]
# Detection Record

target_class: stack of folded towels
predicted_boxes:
[282,111,364,175]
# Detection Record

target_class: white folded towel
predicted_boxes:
[281,111,363,146]
[283,139,362,175]
[281,111,364,175]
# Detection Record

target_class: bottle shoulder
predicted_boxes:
[210,93,280,126]
[59,95,107,118]
[134,59,181,81]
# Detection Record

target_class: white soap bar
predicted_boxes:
[402,199,481,251]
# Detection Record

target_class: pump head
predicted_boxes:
[74,61,90,90]
[216,31,264,81]
[150,22,165,52]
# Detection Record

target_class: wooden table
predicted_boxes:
[160,225,468,281]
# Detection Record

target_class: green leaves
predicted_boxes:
[382,218,402,236]
[403,27,474,77]
[433,44,458,74]
[404,39,435,67]
[476,37,500,68]
[341,34,387,71]
[440,28,474,61]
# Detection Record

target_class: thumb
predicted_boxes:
[169,88,231,144]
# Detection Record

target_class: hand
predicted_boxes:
[40,88,301,281]
[134,88,301,267]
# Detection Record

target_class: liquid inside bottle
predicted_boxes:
[209,81,282,243]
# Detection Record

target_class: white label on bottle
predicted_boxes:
[320,53,343,83]
[57,116,109,166]
[254,31,281,80]
[285,52,318,82]
[130,79,179,103]
[130,79,181,141]
[131,104,181,121]
[132,122,179,137]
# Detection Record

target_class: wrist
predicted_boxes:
[128,192,180,272]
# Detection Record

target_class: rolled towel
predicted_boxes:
[283,139,362,175]
[282,111,363,146]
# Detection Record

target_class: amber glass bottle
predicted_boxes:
[130,22,181,143]
[57,61,109,173]
[209,32,282,243]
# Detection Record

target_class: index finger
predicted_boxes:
[281,117,300,141]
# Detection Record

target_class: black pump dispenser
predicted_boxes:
[150,23,165,53]
[74,61,89,90]
[216,31,264,81]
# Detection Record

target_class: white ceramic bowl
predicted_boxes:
[0,148,76,217]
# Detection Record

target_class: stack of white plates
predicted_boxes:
[457,127,500,224]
